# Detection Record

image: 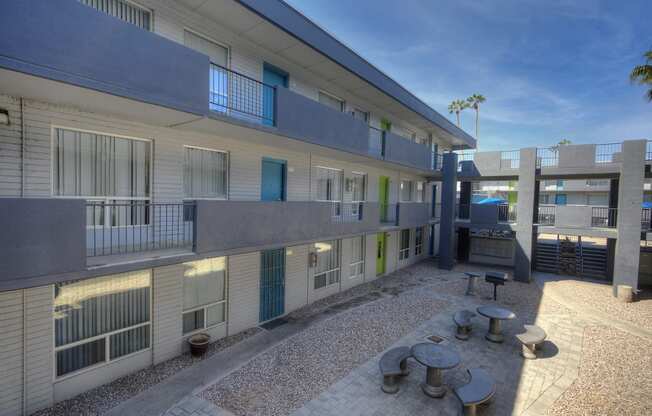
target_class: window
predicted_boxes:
[399,229,410,260]
[184,30,229,113]
[400,180,414,202]
[415,181,426,203]
[406,129,417,142]
[54,270,151,377]
[349,236,365,279]
[415,227,424,256]
[182,257,227,334]
[314,240,341,290]
[53,128,151,226]
[351,108,368,123]
[184,147,228,199]
[318,91,344,112]
[314,166,343,216]
[79,0,151,30]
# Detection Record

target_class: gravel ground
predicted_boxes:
[541,278,652,332]
[548,326,652,416]
[200,284,451,416]
[33,328,261,416]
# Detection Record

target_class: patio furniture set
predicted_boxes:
[379,342,495,416]
[378,271,548,415]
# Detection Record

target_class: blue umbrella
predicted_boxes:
[477,197,508,205]
[642,202,652,209]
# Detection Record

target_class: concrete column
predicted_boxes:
[613,140,646,292]
[514,148,536,282]
[438,152,458,269]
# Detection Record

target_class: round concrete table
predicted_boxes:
[411,343,461,398]
[477,306,516,343]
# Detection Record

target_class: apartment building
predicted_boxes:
[0,1,478,413]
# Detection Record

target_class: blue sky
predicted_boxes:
[286,0,652,150]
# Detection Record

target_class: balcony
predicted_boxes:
[536,143,622,170]
[0,0,209,116]
[380,203,399,226]
[397,203,431,228]
[498,204,518,223]
[536,205,618,229]
[456,203,517,226]
[642,208,651,231]
[430,203,442,220]
[86,201,196,263]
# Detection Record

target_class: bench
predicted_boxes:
[515,325,547,359]
[453,310,476,340]
[378,346,411,393]
[454,368,496,416]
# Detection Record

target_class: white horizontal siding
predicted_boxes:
[152,264,184,364]
[228,252,260,335]
[0,290,23,416]
[284,244,309,314]
[24,286,54,415]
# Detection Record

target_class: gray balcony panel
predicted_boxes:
[470,204,499,226]
[0,198,85,284]
[275,87,370,154]
[0,0,209,116]
[194,201,379,253]
[383,132,431,170]
[398,203,430,228]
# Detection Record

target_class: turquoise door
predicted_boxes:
[261,158,286,201]
[260,248,285,322]
[263,64,288,126]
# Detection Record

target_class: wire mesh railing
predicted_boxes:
[86,201,195,257]
[498,204,517,223]
[536,147,558,168]
[330,202,364,223]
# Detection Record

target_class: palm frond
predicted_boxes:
[630,64,652,84]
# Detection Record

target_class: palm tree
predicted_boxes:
[448,99,468,127]
[630,50,652,101]
[467,94,486,139]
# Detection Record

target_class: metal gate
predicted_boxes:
[535,236,608,279]
[260,248,285,322]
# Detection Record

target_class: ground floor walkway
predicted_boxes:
[39,260,652,416]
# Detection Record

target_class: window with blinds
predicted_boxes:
[318,91,344,112]
[182,257,227,334]
[54,270,151,377]
[349,236,365,279]
[314,240,341,290]
[79,0,151,30]
[314,167,343,202]
[399,229,410,260]
[184,147,228,199]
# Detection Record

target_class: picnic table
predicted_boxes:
[411,342,461,398]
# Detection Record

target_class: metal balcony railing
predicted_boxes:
[369,126,385,158]
[646,141,652,161]
[499,150,520,169]
[457,152,474,172]
[498,204,517,223]
[86,201,195,257]
[537,205,556,225]
[642,208,652,231]
[456,203,470,220]
[210,63,276,125]
[591,206,617,228]
[379,203,398,225]
[330,202,364,223]
[595,143,622,164]
[430,203,441,219]
[432,153,444,171]
[536,147,558,168]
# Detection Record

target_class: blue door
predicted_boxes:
[263,64,288,126]
[261,158,286,201]
[260,248,285,322]
[555,194,567,205]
